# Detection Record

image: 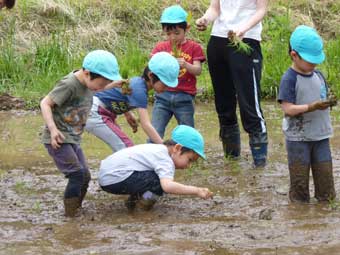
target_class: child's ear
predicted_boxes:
[174,143,183,152]
[290,50,298,59]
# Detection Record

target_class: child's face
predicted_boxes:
[84,71,112,92]
[171,146,199,169]
[153,81,167,93]
[164,27,186,45]
[291,51,317,74]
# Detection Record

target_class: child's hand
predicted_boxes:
[124,111,138,133]
[50,128,65,149]
[196,17,208,31]
[197,187,214,199]
[307,100,331,112]
[177,58,186,69]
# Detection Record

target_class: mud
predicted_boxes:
[0,93,25,110]
[1,102,340,255]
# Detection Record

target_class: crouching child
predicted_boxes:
[98,125,213,210]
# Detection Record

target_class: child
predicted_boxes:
[85,52,180,152]
[150,5,206,138]
[98,125,213,211]
[41,50,123,217]
[195,0,268,168]
[0,0,15,10]
[278,25,336,202]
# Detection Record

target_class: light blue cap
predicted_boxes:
[290,25,325,64]
[171,125,206,159]
[160,5,188,24]
[149,52,179,88]
[83,50,122,81]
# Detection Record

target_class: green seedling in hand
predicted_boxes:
[228,31,252,55]
[120,69,132,95]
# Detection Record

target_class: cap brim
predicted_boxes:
[300,51,325,65]
[106,73,122,81]
[163,78,178,88]
[160,19,186,24]
[197,151,206,160]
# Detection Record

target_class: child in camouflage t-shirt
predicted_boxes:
[40,50,123,217]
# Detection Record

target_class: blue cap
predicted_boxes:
[82,50,122,81]
[149,52,179,88]
[171,125,206,159]
[160,5,188,24]
[290,25,325,64]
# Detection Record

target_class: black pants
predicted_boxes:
[101,171,164,197]
[207,36,266,134]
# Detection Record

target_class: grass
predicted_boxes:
[0,0,339,107]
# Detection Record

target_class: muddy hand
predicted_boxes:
[327,94,338,107]
[197,187,214,199]
[196,18,208,31]
[51,129,65,149]
[307,100,331,112]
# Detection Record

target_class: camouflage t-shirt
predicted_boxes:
[41,71,93,144]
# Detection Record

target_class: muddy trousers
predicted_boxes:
[45,143,91,216]
[286,139,336,202]
[207,36,267,166]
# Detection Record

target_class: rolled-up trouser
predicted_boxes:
[45,143,88,199]
[85,96,133,152]
[286,139,335,202]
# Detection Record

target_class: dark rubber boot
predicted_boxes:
[220,124,241,158]
[249,132,268,168]
[288,163,310,202]
[64,197,81,217]
[311,161,336,201]
[125,194,139,211]
[79,170,91,208]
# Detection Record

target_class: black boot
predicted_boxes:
[220,124,241,158]
[79,169,91,208]
[64,197,81,217]
[249,132,268,168]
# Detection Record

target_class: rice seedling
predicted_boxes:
[227,31,252,55]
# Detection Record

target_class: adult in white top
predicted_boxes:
[196,0,268,168]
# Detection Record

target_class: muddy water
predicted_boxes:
[1,103,340,255]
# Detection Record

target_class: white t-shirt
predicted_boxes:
[98,144,175,186]
[211,0,262,41]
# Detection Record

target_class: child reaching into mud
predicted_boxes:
[40,50,124,217]
[98,125,213,211]
[278,25,336,203]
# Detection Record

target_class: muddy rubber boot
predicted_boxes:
[249,132,268,168]
[311,161,336,201]
[79,170,91,208]
[64,197,81,217]
[288,163,310,202]
[137,191,159,211]
[124,194,139,211]
[220,124,241,159]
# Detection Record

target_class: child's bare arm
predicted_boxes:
[281,101,331,117]
[178,59,202,76]
[40,96,65,149]
[160,178,213,199]
[137,108,163,144]
[102,79,127,90]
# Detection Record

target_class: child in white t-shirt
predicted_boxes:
[98,125,213,210]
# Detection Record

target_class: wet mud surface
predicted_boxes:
[1,103,340,255]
